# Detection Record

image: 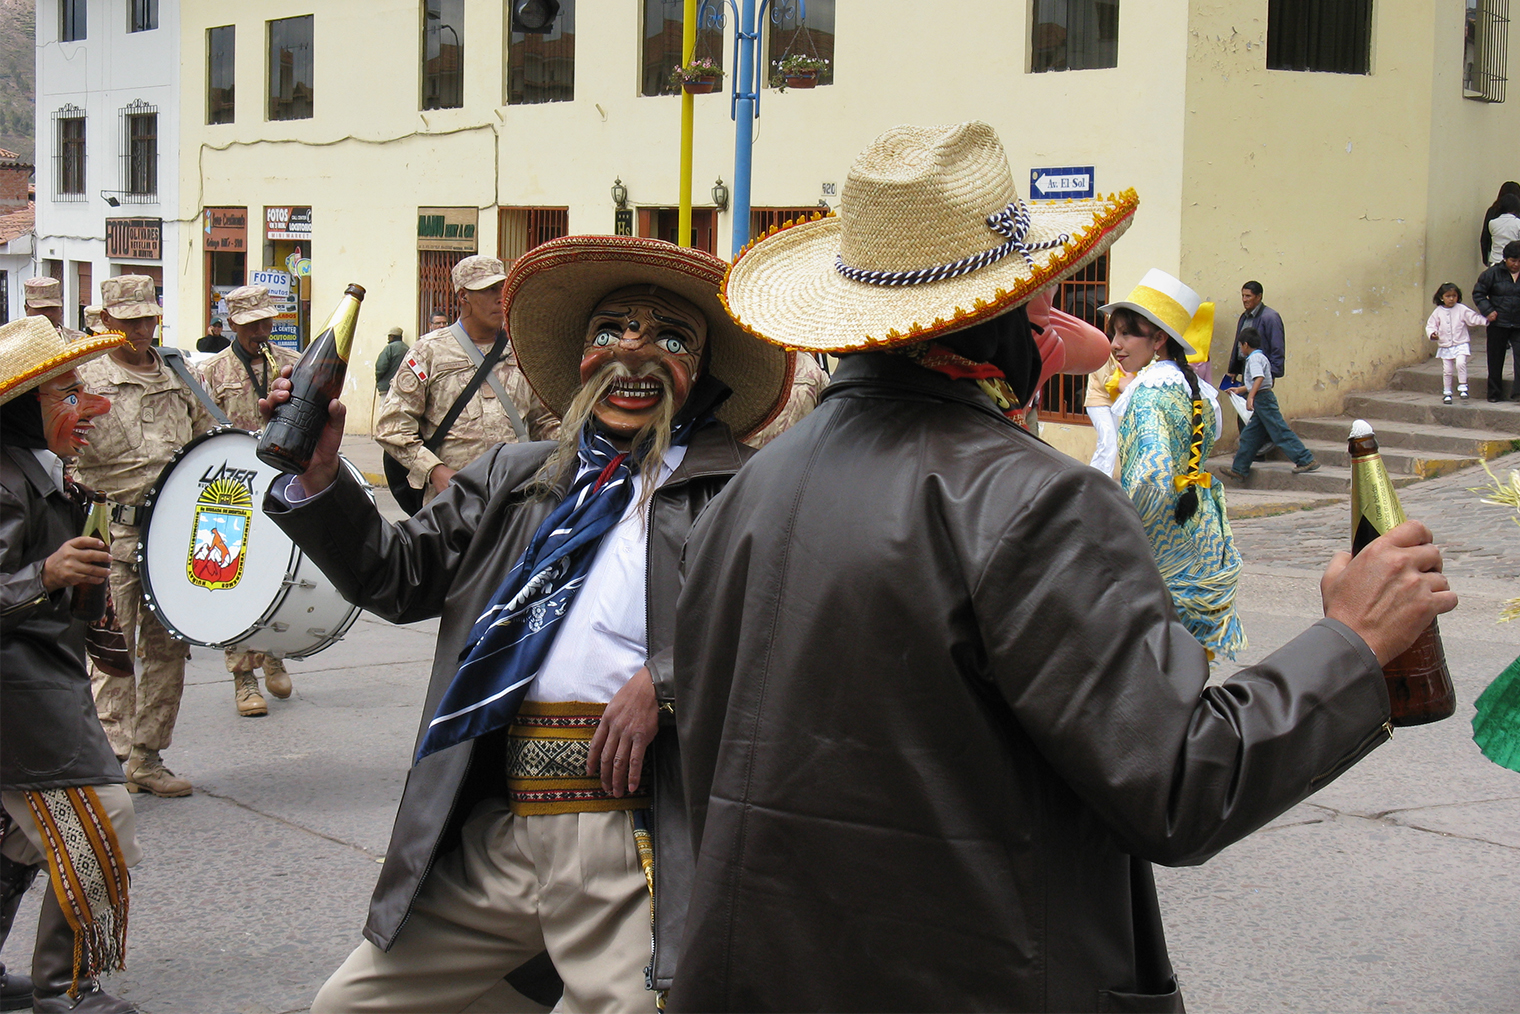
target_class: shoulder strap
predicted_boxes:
[425,330,516,452]
[159,347,232,427]
[449,322,528,441]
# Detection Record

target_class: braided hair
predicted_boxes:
[1165,336,1207,526]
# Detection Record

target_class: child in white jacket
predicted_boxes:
[1427,282,1487,403]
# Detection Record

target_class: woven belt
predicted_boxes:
[109,502,145,527]
[504,701,649,816]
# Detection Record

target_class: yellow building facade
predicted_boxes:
[173,1,1517,442]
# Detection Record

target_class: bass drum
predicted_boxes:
[136,427,368,659]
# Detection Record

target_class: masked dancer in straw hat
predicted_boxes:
[1103,270,1245,659]
[1,317,141,1014]
[261,236,791,1011]
[668,121,1458,1013]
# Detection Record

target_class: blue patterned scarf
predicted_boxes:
[415,416,704,763]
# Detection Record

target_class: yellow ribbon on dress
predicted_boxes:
[1172,397,1212,492]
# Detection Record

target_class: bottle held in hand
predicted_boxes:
[1348,419,1455,726]
[71,491,110,622]
[257,283,366,474]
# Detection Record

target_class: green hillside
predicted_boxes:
[0,0,35,165]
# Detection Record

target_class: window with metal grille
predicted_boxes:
[208,26,236,124]
[60,0,86,42]
[423,0,465,110]
[130,0,158,33]
[54,106,86,202]
[1465,0,1509,101]
[0,272,9,325]
[643,0,725,97]
[418,250,468,335]
[766,0,834,86]
[750,207,823,239]
[120,102,158,200]
[1037,252,1110,424]
[498,207,570,263]
[269,16,315,121]
[1031,0,1120,72]
[1267,0,1373,74]
[506,0,575,105]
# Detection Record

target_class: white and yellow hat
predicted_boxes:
[1099,269,1208,357]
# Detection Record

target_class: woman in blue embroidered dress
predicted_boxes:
[1105,274,1245,659]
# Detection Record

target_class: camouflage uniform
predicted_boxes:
[744,352,829,449]
[374,326,559,505]
[198,338,303,694]
[23,276,85,341]
[75,351,217,760]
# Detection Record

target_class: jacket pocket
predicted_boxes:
[2,683,85,780]
[1097,978,1184,1013]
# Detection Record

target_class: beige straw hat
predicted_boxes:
[504,235,793,439]
[0,316,126,406]
[723,121,1138,353]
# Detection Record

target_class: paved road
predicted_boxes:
[4,455,1517,1013]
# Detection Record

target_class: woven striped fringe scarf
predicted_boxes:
[918,343,1032,429]
[23,787,130,995]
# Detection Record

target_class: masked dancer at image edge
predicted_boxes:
[668,120,1458,1012]
[196,284,303,717]
[261,236,793,1012]
[1,317,142,1014]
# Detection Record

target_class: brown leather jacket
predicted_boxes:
[670,354,1392,1013]
[264,422,750,987]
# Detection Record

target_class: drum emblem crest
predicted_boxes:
[187,476,253,590]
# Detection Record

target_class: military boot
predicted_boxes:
[262,656,292,700]
[0,855,40,1011]
[125,747,191,798]
[29,889,136,1013]
[233,670,268,717]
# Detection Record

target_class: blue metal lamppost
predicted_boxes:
[699,0,805,258]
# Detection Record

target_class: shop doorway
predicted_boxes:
[636,208,716,254]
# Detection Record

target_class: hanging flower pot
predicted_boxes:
[783,70,818,89]
[772,55,828,92]
[671,59,725,96]
[683,74,721,95]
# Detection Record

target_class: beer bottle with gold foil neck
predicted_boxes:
[257,284,366,474]
[71,492,110,622]
[1348,419,1455,726]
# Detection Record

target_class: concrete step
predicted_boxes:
[1289,438,1482,477]
[1390,356,1509,397]
[1292,415,1520,458]
[1206,458,1421,494]
[1343,389,1520,434]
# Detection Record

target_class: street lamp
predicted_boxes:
[99,190,130,207]
[611,178,628,208]
[712,177,730,212]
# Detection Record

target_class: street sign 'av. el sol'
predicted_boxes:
[1029,166,1095,201]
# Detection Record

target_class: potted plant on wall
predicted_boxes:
[772,54,828,91]
[671,58,724,94]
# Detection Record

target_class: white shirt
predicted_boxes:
[30,448,64,494]
[526,443,688,704]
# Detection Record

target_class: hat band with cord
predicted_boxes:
[835,200,1071,288]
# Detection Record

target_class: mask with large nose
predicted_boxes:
[580,285,708,440]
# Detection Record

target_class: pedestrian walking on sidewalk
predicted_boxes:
[1426,282,1485,403]
[1475,240,1520,402]
[1227,328,1319,479]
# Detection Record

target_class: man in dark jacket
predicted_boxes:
[0,317,141,1014]
[263,237,791,1012]
[1474,239,1520,401]
[670,122,1457,1013]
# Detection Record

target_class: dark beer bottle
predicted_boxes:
[71,491,110,622]
[257,283,366,474]
[1348,419,1455,726]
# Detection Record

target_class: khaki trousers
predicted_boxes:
[91,546,187,758]
[313,801,655,1014]
[0,785,143,869]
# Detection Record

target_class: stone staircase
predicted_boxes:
[1208,331,1520,493]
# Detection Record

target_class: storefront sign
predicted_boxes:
[266,206,313,241]
[417,207,479,252]
[252,268,301,351]
[614,208,634,237]
[204,208,247,251]
[105,217,162,260]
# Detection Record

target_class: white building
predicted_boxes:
[33,0,186,341]
[0,149,34,324]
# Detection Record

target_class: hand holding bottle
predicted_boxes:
[43,536,110,593]
[260,366,346,495]
[1320,519,1456,666]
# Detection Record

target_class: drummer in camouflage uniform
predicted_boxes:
[76,275,217,798]
[197,284,302,718]
[374,255,558,506]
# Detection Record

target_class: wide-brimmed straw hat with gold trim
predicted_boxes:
[504,235,794,438]
[722,121,1138,353]
[0,316,125,406]
[1099,268,1207,358]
